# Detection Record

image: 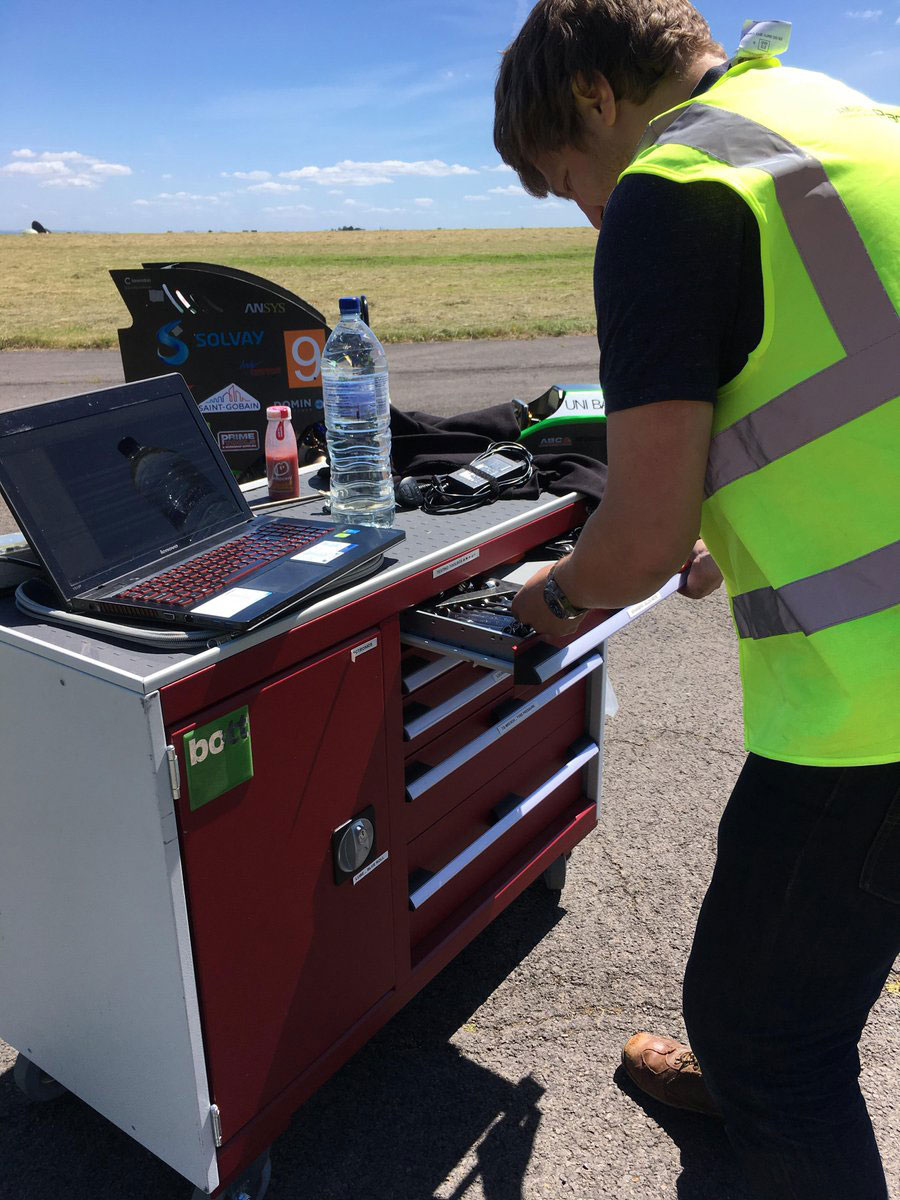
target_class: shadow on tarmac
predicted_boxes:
[613,1066,751,1200]
[274,883,563,1200]
[0,882,749,1200]
[0,884,558,1200]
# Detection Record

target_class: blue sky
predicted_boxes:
[1,0,898,233]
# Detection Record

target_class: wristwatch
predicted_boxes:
[543,564,587,620]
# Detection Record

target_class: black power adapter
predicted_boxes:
[445,450,528,494]
[396,443,534,514]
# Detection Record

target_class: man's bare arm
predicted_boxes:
[511,400,714,634]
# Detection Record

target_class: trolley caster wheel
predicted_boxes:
[542,853,568,893]
[193,1149,272,1200]
[13,1053,67,1103]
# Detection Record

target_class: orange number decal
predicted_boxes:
[283,329,326,389]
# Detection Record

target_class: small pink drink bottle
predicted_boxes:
[265,405,300,500]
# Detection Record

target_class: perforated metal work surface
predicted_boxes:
[0,491,577,691]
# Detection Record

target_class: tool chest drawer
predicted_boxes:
[402,653,513,753]
[402,653,601,841]
[407,727,598,947]
[401,649,461,696]
[399,549,614,686]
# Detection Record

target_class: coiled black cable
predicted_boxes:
[415,442,535,514]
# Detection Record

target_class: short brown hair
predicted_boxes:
[494,0,722,195]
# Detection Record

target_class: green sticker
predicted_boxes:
[183,705,253,811]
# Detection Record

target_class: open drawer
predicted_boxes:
[401,572,684,685]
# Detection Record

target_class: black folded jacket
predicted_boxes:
[390,403,607,508]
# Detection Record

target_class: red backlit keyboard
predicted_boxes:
[113,521,327,608]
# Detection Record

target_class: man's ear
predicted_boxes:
[572,73,617,127]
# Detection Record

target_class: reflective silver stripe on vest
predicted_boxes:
[705,334,900,495]
[732,541,900,640]
[638,103,900,496]
[645,104,899,353]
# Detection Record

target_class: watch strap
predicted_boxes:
[544,565,587,619]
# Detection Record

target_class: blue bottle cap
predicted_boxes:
[339,296,361,315]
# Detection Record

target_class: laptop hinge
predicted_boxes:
[165,745,181,800]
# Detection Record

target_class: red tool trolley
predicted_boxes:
[0,485,679,1198]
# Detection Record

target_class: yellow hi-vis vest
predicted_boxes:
[621,58,900,765]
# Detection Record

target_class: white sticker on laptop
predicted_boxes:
[291,540,354,564]
[191,588,271,617]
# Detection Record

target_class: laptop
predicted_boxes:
[0,374,404,632]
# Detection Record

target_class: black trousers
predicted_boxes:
[683,754,900,1200]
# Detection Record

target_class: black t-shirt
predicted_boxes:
[596,66,764,412]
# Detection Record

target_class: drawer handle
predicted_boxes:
[400,631,514,674]
[405,653,602,802]
[514,573,683,685]
[402,655,458,696]
[408,739,600,910]
[403,668,509,741]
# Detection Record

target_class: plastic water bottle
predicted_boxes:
[117,436,234,533]
[321,297,395,527]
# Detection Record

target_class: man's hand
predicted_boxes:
[679,539,723,599]
[510,561,587,638]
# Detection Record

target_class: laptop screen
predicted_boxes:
[0,386,249,595]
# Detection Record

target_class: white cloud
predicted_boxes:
[0,148,131,189]
[134,191,223,205]
[489,184,527,196]
[844,8,882,16]
[161,173,173,180]
[483,163,514,173]
[342,198,406,214]
[246,181,303,193]
[463,194,491,202]
[159,191,221,202]
[413,197,434,206]
[261,203,313,213]
[44,176,101,189]
[221,169,272,180]
[280,158,477,187]
[1,160,69,176]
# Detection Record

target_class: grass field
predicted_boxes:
[0,228,599,350]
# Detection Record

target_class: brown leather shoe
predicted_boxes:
[622,1032,720,1117]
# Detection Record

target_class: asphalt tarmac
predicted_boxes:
[1,345,897,1200]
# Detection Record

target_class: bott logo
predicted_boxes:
[188,712,250,765]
